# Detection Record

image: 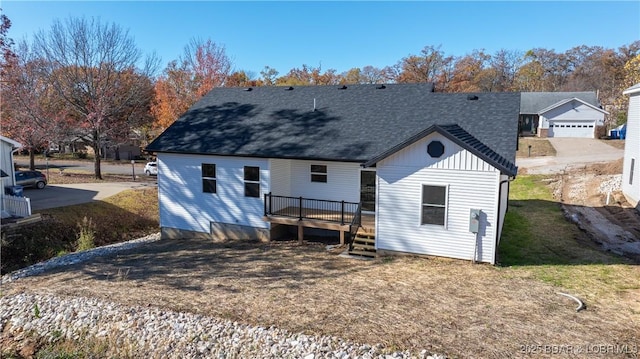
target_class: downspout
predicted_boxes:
[494,176,515,265]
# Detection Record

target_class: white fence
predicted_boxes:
[2,195,32,218]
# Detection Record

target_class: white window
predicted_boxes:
[421,185,448,226]
[310,164,327,183]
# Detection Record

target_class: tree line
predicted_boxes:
[1,15,639,178]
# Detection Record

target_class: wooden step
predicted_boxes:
[353,236,375,245]
[347,249,377,258]
[348,230,376,258]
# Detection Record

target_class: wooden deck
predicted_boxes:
[264,206,374,243]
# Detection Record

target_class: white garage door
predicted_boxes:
[548,120,595,138]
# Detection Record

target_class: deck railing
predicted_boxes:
[2,195,32,218]
[264,193,360,225]
[348,202,362,251]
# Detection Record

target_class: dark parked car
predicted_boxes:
[15,170,47,189]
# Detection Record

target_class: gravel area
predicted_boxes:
[1,293,443,359]
[1,235,444,358]
[1,232,162,284]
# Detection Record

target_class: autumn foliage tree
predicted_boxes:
[33,17,156,179]
[152,38,231,130]
[1,40,71,169]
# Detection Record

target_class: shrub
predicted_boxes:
[76,217,96,251]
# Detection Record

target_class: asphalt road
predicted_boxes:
[26,182,157,211]
[15,157,149,176]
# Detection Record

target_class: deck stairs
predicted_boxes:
[348,227,376,258]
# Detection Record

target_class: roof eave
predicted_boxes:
[147,149,367,163]
[538,97,609,115]
[363,124,518,177]
[623,84,640,95]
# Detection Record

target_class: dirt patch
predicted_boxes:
[548,159,640,261]
[3,239,639,358]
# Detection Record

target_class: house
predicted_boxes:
[622,83,640,208]
[146,84,519,264]
[0,136,31,218]
[519,91,608,138]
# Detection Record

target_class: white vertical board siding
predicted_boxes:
[289,160,361,203]
[158,153,270,234]
[376,133,500,263]
[623,92,640,206]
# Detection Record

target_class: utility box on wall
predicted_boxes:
[469,208,481,233]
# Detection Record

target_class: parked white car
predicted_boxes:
[144,161,158,176]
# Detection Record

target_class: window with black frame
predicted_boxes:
[310,164,327,183]
[244,166,260,197]
[421,185,447,226]
[202,163,216,193]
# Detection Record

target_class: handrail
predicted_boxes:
[264,193,360,225]
[348,202,362,251]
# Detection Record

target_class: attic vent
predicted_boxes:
[285,86,294,91]
[339,85,347,90]
[376,84,386,89]
[467,95,478,100]
[245,87,253,91]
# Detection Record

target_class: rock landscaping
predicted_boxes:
[1,234,443,358]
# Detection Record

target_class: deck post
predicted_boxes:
[268,192,272,215]
[340,230,344,245]
[264,193,268,216]
[299,196,303,220]
[298,223,304,244]
[340,200,345,225]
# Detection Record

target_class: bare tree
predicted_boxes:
[33,17,157,179]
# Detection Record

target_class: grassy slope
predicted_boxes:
[1,188,159,274]
[498,175,639,304]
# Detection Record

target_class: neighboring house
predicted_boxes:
[146,84,520,264]
[0,136,31,218]
[622,83,640,208]
[519,91,608,138]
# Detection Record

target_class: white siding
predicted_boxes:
[158,153,270,234]
[289,160,361,203]
[496,174,510,245]
[376,133,500,263]
[0,141,16,187]
[269,159,292,195]
[623,92,640,206]
[539,100,604,138]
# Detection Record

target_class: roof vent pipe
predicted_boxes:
[313,98,316,111]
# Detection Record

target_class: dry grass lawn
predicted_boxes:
[4,238,639,358]
[516,137,556,158]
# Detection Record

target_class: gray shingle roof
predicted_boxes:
[146,84,520,174]
[520,91,600,114]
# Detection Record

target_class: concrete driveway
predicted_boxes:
[26,182,156,211]
[516,138,623,174]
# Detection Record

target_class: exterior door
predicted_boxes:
[360,170,376,212]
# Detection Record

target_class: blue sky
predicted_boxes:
[3,1,639,77]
